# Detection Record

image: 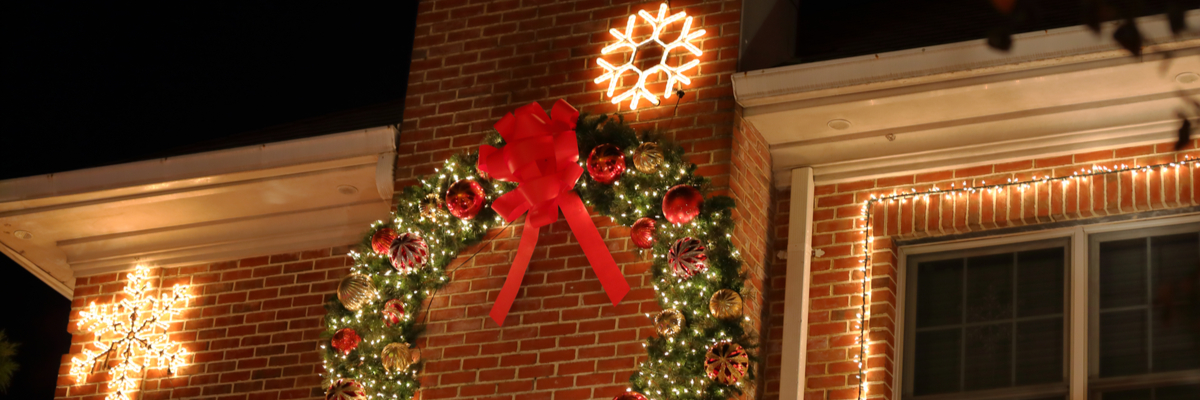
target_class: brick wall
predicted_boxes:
[759,140,1200,400]
[396,1,754,399]
[56,247,354,400]
[55,1,764,400]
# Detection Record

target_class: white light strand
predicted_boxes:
[851,157,1200,399]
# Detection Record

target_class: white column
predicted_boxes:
[780,167,815,400]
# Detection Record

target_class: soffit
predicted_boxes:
[733,12,1200,188]
[0,127,397,297]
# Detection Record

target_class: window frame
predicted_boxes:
[894,213,1200,400]
[1087,221,1200,398]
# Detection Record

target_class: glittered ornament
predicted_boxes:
[630,218,656,249]
[586,144,626,184]
[709,289,743,319]
[704,341,749,385]
[337,274,377,311]
[420,193,444,220]
[370,228,397,255]
[325,378,368,400]
[445,179,485,220]
[668,237,708,279]
[662,184,702,224]
[381,342,414,373]
[631,142,664,173]
[389,232,429,274]
[381,299,406,327]
[331,328,361,355]
[613,392,649,400]
[653,309,684,337]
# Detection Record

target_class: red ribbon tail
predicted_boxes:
[559,191,630,306]
[489,223,540,326]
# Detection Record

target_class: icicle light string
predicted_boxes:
[853,157,1198,399]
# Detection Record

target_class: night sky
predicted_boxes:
[1,3,418,398]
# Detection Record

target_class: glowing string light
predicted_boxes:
[594,3,705,109]
[70,265,191,400]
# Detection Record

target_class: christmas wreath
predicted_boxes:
[319,99,756,400]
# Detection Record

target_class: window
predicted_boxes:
[903,240,1069,400]
[1089,224,1200,399]
[898,218,1200,400]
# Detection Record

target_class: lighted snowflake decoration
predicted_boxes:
[71,265,190,400]
[594,3,706,110]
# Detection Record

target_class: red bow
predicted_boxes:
[478,99,630,326]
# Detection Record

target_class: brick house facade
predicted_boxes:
[0,2,1194,400]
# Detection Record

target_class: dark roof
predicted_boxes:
[791,0,1198,65]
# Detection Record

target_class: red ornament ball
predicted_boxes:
[381,299,405,327]
[445,179,486,220]
[668,237,708,279]
[370,228,397,255]
[325,378,368,400]
[630,218,656,249]
[331,328,361,355]
[586,144,626,184]
[613,392,649,400]
[389,232,429,274]
[662,185,702,224]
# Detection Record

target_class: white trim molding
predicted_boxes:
[0,127,398,297]
[780,167,816,400]
[732,11,1200,188]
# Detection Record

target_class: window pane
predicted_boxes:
[908,244,1066,398]
[1156,384,1200,400]
[964,322,1012,390]
[1016,318,1063,385]
[1018,248,1064,317]
[1101,388,1151,400]
[1099,384,1200,400]
[1150,233,1200,373]
[917,259,963,328]
[1099,309,1148,377]
[966,253,1013,323]
[1099,238,1147,309]
[914,328,961,395]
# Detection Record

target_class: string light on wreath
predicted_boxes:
[70,264,190,400]
[318,101,758,400]
[594,3,705,109]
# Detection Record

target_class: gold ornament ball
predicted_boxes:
[381,342,414,373]
[654,309,685,337]
[420,193,444,220]
[336,274,377,311]
[709,289,743,319]
[631,142,664,173]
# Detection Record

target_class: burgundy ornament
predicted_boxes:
[445,179,486,220]
[662,185,702,224]
[704,341,749,385]
[331,328,361,355]
[613,392,649,400]
[586,144,626,184]
[630,218,656,249]
[389,232,429,274]
[371,228,397,255]
[668,237,708,279]
[381,299,405,327]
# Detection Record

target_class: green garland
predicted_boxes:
[320,113,756,400]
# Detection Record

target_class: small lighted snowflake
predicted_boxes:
[594,3,706,110]
[70,265,190,400]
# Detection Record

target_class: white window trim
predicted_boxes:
[893,212,1200,400]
